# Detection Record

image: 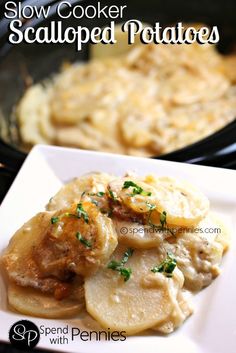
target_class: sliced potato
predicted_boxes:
[114,219,168,249]
[47,172,113,211]
[1,212,58,292]
[145,176,210,227]
[109,177,158,214]
[85,246,182,334]
[38,202,118,277]
[8,283,83,319]
[164,214,226,291]
[153,290,193,333]
[17,84,53,145]
[2,202,118,289]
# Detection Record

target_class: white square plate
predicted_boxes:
[0,145,236,353]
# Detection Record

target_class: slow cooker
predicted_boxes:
[0,0,236,204]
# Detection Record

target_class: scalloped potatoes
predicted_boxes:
[1,172,230,334]
[17,24,236,156]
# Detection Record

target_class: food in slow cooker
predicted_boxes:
[17,24,236,157]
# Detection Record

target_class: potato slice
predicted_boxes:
[37,202,118,277]
[163,214,226,291]
[17,84,53,146]
[85,246,182,334]
[145,176,210,227]
[1,212,57,292]
[153,290,193,334]
[108,177,158,214]
[47,172,113,211]
[114,220,168,249]
[8,283,83,319]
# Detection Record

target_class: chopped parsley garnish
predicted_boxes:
[148,210,174,236]
[50,202,89,227]
[151,253,177,277]
[97,191,105,197]
[109,189,118,201]
[122,181,152,197]
[121,248,134,265]
[108,261,132,282]
[91,199,98,206]
[76,232,92,248]
[107,260,122,270]
[119,267,132,282]
[90,191,105,197]
[76,203,89,223]
[64,212,79,218]
[160,211,167,228]
[51,216,59,224]
[146,201,156,224]
[107,248,134,282]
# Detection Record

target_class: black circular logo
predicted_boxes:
[9,320,40,351]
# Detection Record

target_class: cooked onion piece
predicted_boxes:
[85,247,183,334]
[8,283,83,319]
[145,176,210,227]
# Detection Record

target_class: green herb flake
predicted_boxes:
[91,199,98,206]
[76,203,89,224]
[109,189,118,201]
[148,218,175,237]
[97,191,105,197]
[81,191,86,198]
[51,216,59,224]
[146,202,156,224]
[160,211,167,228]
[122,180,152,197]
[107,260,121,271]
[90,191,105,197]
[141,190,152,196]
[64,212,78,218]
[119,267,132,282]
[107,248,134,282]
[123,180,141,190]
[121,248,134,265]
[151,253,177,277]
[76,232,92,248]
